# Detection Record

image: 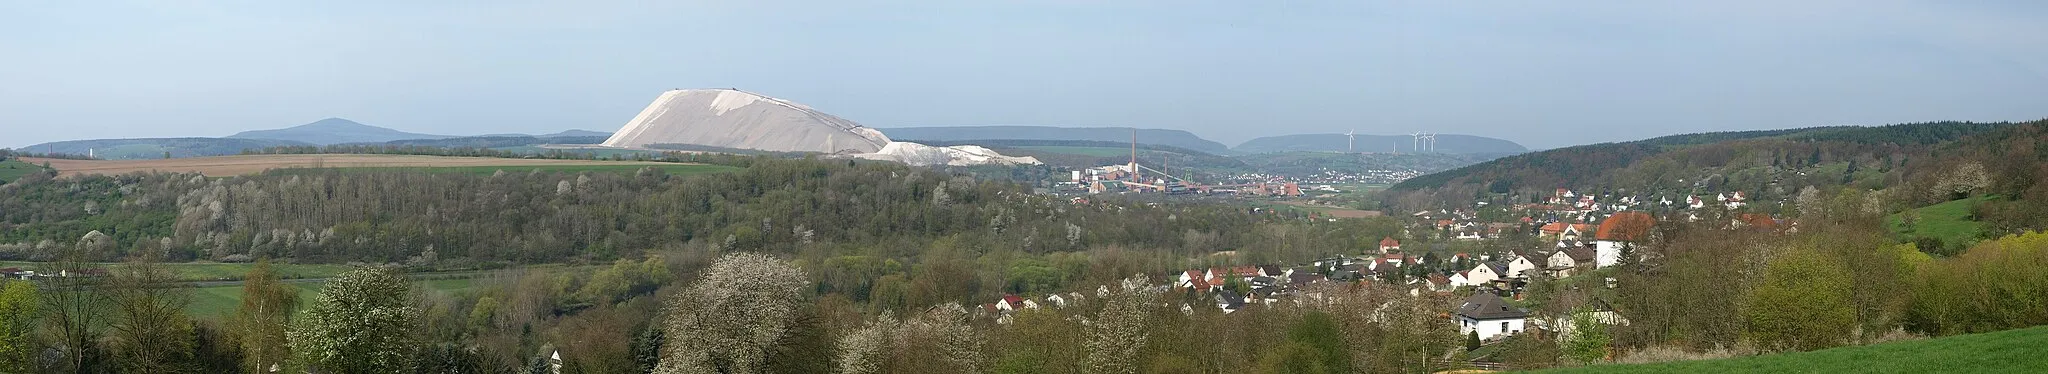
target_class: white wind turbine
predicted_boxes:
[1345,129,1356,153]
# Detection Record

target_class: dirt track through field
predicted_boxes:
[22,154,681,177]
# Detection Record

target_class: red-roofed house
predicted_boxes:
[1177,270,1213,292]
[1595,211,1656,267]
[996,294,1027,312]
[1378,237,1401,253]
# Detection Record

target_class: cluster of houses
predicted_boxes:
[987,187,1776,342]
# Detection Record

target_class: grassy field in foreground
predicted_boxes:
[0,159,43,182]
[1886,195,1990,250]
[1535,325,2048,373]
[272,163,742,176]
[185,277,485,319]
[187,281,319,319]
[1015,146,1135,157]
[0,261,349,282]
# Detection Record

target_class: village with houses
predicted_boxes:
[975,186,1786,359]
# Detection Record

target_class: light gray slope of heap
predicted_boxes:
[602,89,892,154]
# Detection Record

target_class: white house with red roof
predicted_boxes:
[1378,237,1401,253]
[1596,211,1656,268]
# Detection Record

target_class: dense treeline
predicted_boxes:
[0,155,1396,290]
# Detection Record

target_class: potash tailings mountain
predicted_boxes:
[600,89,1038,166]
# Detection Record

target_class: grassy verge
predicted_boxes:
[1535,325,2048,373]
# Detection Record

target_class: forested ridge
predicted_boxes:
[1387,121,2045,213]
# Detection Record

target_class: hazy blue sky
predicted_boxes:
[5,1,2047,149]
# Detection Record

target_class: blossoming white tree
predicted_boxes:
[656,253,810,374]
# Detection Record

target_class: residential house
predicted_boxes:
[1425,274,1454,293]
[1258,265,1287,278]
[1456,293,1531,340]
[1506,252,1542,279]
[1545,247,1597,278]
[1249,276,1279,290]
[1595,211,1655,268]
[1215,290,1247,314]
[995,295,1026,312]
[1176,270,1209,291]
[1465,262,1507,286]
[1550,299,1631,341]
[1287,271,1327,286]
[1378,237,1401,253]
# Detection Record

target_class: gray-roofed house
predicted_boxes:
[1215,290,1247,314]
[1456,293,1531,340]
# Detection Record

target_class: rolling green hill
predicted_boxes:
[1535,325,2048,373]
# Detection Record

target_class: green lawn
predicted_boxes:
[0,261,349,282]
[1886,196,1991,250]
[186,281,320,320]
[270,163,741,176]
[185,277,484,319]
[0,158,44,182]
[1016,146,1135,157]
[1535,325,2048,373]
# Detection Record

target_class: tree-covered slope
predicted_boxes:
[1386,121,2026,209]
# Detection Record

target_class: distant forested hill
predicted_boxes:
[18,137,314,159]
[229,118,452,145]
[1233,133,1527,154]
